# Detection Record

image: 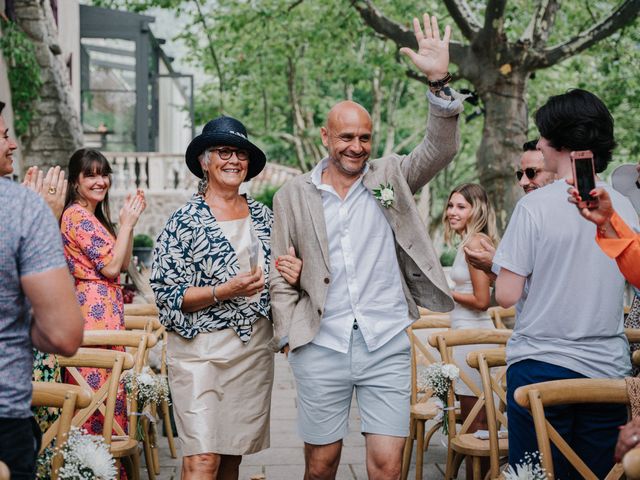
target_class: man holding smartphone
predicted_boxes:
[494,89,639,477]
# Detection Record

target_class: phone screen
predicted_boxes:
[574,158,596,201]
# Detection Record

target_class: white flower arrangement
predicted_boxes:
[418,362,459,434]
[503,452,548,480]
[56,427,117,480]
[122,366,171,407]
[372,183,395,208]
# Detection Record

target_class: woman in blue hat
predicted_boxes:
[151,116,301,479]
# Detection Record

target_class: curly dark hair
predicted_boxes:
[534,89,615,173]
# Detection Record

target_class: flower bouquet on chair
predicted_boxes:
[418,362,459,434]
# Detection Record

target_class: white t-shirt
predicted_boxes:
[494,180,639,379]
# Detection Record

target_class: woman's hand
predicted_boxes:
[615,417,640,462]
[217,267,265,300]
[23,166,68,220]
[567,183,614,227]
[276,246,302,287]
[119,189,146,230]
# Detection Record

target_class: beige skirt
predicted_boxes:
[167,317,274,456]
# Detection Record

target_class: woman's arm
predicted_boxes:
[452,234,492,311]
[100,191,146,279]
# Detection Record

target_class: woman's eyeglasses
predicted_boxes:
[515,168,541,181]
[210,148,249,161]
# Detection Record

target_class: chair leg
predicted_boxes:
[415,420,425,480]
[452,452,465,478]
[141,418,156,480]
[401,419,415,480]
[423,422,441,452]
[472,456,481,480]
[161,399,177,458]
[130,449,142,480]
[445,446,455,480]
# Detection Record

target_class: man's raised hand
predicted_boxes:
[399,14,451,81]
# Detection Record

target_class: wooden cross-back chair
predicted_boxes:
[623,447,640,479]
[402,313,451,480]
[71,332,157,479]
[124,313,177,464]
[0,461,8,480]
[428,329,512,480]
[466,348,509,480]
[514,378,629,480]
[32,382,93,480]
[488,307,516,330]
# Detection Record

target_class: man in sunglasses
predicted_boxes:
[464,139,555,272]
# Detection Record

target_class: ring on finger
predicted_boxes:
[48,186,57,195]
[633,434,640,445]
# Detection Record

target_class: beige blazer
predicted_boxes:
[269,98,463,351]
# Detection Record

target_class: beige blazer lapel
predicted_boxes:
[303,178,331,271]
[362,166,400,232]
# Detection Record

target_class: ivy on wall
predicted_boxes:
[0,18,42,137]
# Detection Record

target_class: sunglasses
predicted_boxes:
[210,147,249,161]
[515,168,542,181]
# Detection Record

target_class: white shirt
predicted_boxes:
[310,158,410,353]
[494,180,638,378]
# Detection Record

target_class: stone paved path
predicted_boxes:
[144,354,454,480]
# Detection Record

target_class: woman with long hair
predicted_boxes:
[61,148,146,439]
[442,183,499,434]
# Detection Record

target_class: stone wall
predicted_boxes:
[109,190,195,242]
[14,0,82,169]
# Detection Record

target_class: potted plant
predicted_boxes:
[133,233,154,267]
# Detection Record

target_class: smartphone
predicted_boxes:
[570,150,599,209]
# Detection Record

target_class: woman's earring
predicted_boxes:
[198,172,208,195]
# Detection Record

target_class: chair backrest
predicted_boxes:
[466,348,508,479]
[408,314,450,404]
[488,306,516,329]
[32,381,93,478]
[428,329,512,440]
[514,378,628,480]
[623,447,640,480]
[58,348,135,446]
[124,303,159,317]
[0,461,9,480]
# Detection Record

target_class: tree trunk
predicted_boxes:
[476,72,530,231]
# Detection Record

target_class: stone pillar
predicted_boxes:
[13,0,82,169]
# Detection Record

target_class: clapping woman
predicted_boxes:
[151,116,301,480]
[61,148,146,440]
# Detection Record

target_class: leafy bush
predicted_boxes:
[439,248,457,267]
[133,234,154,248]
[253,184,280,210]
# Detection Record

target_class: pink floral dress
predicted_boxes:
[61,204,128,437]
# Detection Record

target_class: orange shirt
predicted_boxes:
[596,211,640,289]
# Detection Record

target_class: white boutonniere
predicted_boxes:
[372,183,395,208]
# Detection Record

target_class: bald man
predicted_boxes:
[270,14,464,480]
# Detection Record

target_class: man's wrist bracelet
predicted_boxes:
[428,72,452,89]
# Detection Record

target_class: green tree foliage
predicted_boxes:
[91,0,639,233]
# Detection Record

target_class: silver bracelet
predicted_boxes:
[212,286,219,304]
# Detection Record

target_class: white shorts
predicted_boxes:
[288,324,410,445]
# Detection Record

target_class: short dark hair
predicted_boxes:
[0,101,5,115]
[522,139,538,152]
[534,89,615,173]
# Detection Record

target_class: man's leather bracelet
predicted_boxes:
[428,72,452,89]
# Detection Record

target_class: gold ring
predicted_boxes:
[633,434,639,445]
[48,186,57,195]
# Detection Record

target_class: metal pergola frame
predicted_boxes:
[79,5,194,152]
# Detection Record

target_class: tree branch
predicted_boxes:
[520,0,560,46]
[441,0,482,41]
[352,0,467,65]
[192,0,224,111]
[481,0,507,41]
[534,0,640,68]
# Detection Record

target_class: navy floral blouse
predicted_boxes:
[150,194,272,342]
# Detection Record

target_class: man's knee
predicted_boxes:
[305,442,342,480]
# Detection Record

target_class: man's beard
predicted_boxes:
[330,154,367,177]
